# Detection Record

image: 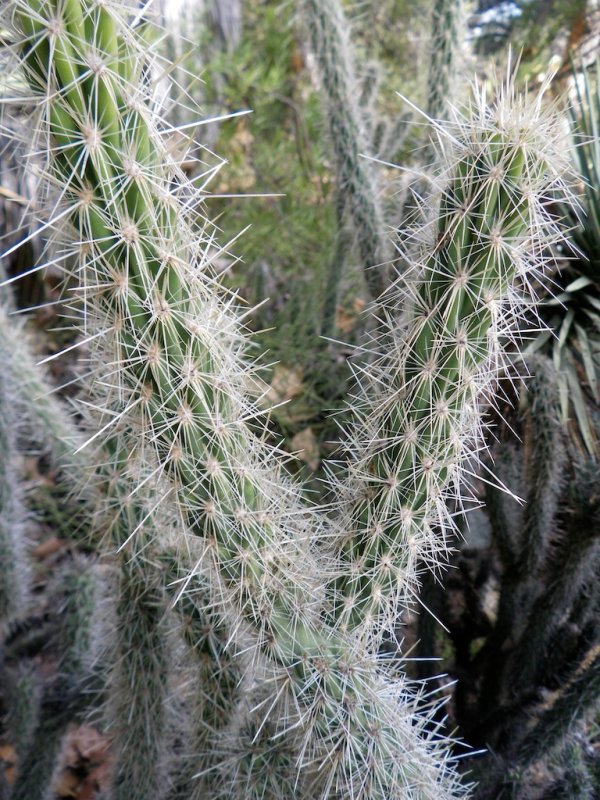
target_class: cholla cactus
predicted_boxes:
[105,529,174,799]
[0,290,244,799]
[0,314,29,627]
[4,662,39,776]
[1,3,467,797]
[0,266,30,627]
[0,1,574,798]
[163,550,247,800]
[10,562,100,800]
[401,0,465,228]
[300,0,390,310]
[427,0,464,123]
[326,79,573,644]
[474,647,600,800]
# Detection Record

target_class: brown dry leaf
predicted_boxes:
[254,366,314,425]
[232,121,254,151]
[71,761,111,800]
[291,48,304,74]
[22,455,55,485]
[31,537,67,560]
[54,767,80,799]
[336,297,366,334]
[77,781,97,800]
[83,761,112,797]
[0,744,15,764]
[55,726,111,800]
[265,364,305,407]
[0,743,16,785]
[215,121,256,192]
[290,427,320,471]
[64,725,109,766]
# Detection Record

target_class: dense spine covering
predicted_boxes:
[427,0,464,123]
[476,650,600,800]
[403,0,464,222]
[0,1,575,797]
[485,440,523,568]
[165,557,245,800]
[4,663,40,781]
[505,456,600,710]
[545,739,596,800]
[520,357,567,574]
[0,299,241,800]
[300,0,390,305]
[10,564,99,800]
[0,258,88,505]
[0,317,29,626]
[0,266,30,626]
[2,2,469,797]
[105,531,173,799]
[473,357,566,715]
[326,84,573,644]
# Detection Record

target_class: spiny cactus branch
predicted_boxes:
[427,0,464,123]
[300,0,391,303]
[9,563,99,800]
[326,82,574,643]
[0,318,30,627]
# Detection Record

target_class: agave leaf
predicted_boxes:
[566,357,598,455]
[548,290,574,306]
[526,329,553,354]
[558,307,575,351]
[574,322,600,403]
[559,371,570,424]
[586,296,600,314]
[565,276,593,293]
[583,308,600,335]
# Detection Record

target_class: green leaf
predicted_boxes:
[566,355,597,455]
[564,276,592,293]
[574,323,599,402]
[558,307,575,350]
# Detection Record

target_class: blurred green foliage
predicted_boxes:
[198,0,431,333]
[473,0,592,78]
[203,2,337,330]
[175,0,600,472]
[190,1,409,464]
[527,60,600,455]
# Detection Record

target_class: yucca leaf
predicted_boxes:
[574,322,599,402]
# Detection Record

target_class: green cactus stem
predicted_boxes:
[300,0,390,305]
[90,445,180,800]
[0,299,90,523]
[427,0,464,124]
[519,356,567,575]
[326,86,573,644]
[0,332,29,626]
[106,554,172,800]
[506,457,600,713]
[165,553,245,800]
[476,648,600,800]
[3,2,469,795]
[10,563,99,800]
